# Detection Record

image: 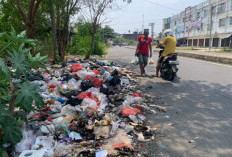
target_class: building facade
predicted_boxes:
[163,0,232,47]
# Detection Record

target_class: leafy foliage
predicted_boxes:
[0,27,46,154]
[0,58,10,78]
[15,81,44,112]
[8,47,30,77]
[100,25,115,43]
[28,53,48,69]
[0,27,36,57]
[68,22,106,57]
[1,118,22,146]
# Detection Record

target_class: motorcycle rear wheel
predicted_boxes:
[160,65,175,81]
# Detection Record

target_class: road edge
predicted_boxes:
[124,46,232,65]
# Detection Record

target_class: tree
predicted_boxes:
[53,0,80,64]
[48,0,58,63]
[100,25,115,43]
[16,0,43,40]
[82,0,131,59]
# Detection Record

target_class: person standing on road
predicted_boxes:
[135,29,153,76]
[155,29,176,77]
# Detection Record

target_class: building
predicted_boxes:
[163,0,232,48]
[122,32,139,41]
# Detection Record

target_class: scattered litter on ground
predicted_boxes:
[12,57,168,157]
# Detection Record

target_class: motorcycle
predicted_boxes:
[157,44,179,81]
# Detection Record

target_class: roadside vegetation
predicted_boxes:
[0,0,132,155]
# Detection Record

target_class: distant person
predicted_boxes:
[135,29,152,76]
[155,29,177,77]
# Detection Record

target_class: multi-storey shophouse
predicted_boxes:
[163,0,232,48]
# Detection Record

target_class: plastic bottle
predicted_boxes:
[109,121,119,137]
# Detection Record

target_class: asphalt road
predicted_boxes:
[108,46,232,157]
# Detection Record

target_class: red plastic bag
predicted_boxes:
[93,70,100,75]
[113,143,134,150]
[70,64,82,72]
[121,106,141,116]
[77,92,93,99]
[84,75,103,88]
[131,93,141,97]
[77,92,100,105]
[49,84,56,89]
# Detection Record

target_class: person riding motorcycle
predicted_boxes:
[155,29,177,77]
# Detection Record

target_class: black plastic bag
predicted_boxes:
[65,91,83,106]
[61,74,74,81]
[28,71,44,81]
[109,76,121,86]
[100,84,109,95]
[81,80,94,91]
[111,69,119,76]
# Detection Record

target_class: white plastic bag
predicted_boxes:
[130,57,139,65]
[148,58,155,65]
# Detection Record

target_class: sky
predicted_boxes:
[105,0,206,36]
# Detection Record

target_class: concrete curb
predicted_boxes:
[177,52,232,65]
[124,46,232,65]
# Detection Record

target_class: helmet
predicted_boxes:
[163,29,174,36]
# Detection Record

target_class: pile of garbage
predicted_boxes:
[15,59,157,157]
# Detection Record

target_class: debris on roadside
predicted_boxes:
[13,58,166,157]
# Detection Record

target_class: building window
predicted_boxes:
[217,3,225,13]
[197,12,201,19]
[230,17,232,25]
[219,18,226,26]
[203,10,207,18]
[201,23,204,30]
[212,6,216,14]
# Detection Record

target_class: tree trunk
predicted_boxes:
[86,33,96,59]
[49,0,58,63]
[57,28,69,66]
[8,78,17,114]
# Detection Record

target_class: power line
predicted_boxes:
[110,18,163,26]
[144,0,182,11]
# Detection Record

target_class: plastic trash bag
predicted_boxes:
[93,70,100,75]
[96,150,108,157]
[130,57,139,65]
[32,136,54,150]
[81,98,98,110]
[69,131,82,141]
[121,106,141,116]
[67,79,81,91]
[149,58,155,65]
[100,84,109,95]
[109,76,121,86]
[15,129,36,152]
[109,121,119,137]
[81,80,94,91]
[65,91,82,106]
[60,74,74,81]
[77,70,93,80]
[111,69,119,76]
[19,150,46,157]
[84,75,104,88]
[103,71,112,81]
[122,95,143,105]
[70,63,82,72]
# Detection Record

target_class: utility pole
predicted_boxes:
[142,14,144,32]
[149,23,155,40]
[209,0,213,49]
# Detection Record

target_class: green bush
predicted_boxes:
[0,28,47,156]
[67,22,107,57]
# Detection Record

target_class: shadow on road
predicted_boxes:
[141,79,232,157]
